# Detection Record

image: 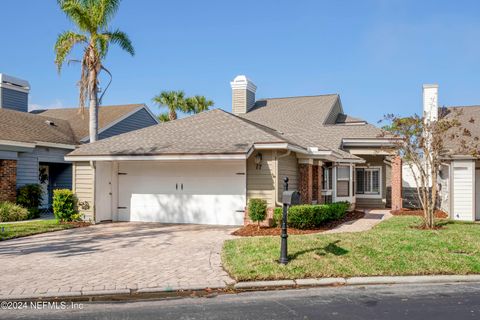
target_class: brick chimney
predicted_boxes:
[230,75,257,115]
[423,84,438,122]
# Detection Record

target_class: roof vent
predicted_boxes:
[45,120,55,126]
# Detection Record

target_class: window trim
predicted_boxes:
[336,165,350,197]
[355,166,382,199]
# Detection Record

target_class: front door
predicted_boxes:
[39,165,49,209]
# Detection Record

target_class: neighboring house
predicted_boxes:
[0,73,159,207]
[66,75,402,225]
[403,84,480,221]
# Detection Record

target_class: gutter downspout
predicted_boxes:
[275,150,291,207]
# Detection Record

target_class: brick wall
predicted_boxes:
[298,163,313,204]
[391,156,403,210]
[0,160,17,202]
[317,165,324,204]
[312,164,318,203]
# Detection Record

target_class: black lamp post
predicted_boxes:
[279,177,289,265]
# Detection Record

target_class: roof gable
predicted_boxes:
[241,94,382,158]
[33,104,146,142]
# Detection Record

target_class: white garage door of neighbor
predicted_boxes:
[452,162,475,221]
[117,161,246,225]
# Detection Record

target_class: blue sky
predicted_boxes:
[2,0,480,124]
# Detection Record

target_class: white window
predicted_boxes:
[356,168,380,195]
[336,166,350,197]
[323,167,333,190]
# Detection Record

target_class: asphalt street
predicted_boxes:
[2,282,480,320]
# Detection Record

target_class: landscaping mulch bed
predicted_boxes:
[60,221,91,228]
[232,210,366,237]
[391,208,448,219]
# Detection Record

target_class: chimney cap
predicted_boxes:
[0,73,30,93]
[230,75,257,93]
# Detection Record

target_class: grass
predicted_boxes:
[0,220,78,241]
[222,216,480,281]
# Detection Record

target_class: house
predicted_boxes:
[0,73,159,207]
[403,84,480,221]
[65,75,402,225]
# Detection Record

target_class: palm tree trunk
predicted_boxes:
[88,69,99,143]
[169,109,177,121]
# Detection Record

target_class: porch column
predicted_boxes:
[298,159,313,204]
[0,159,17,202]
[316,161,324,204]
[391,156,403,210]
[312,163,318,203]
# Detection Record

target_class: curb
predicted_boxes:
[2,275,480,302]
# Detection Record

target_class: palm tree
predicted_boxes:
[153,90,187,121]
[54,0,134,142]
[158,112,170,123]
[186,95,214,114]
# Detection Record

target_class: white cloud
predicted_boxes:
[28,99,68,111]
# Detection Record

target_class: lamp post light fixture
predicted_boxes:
[255,152,263,170]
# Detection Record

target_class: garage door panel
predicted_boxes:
[117,161,246,225]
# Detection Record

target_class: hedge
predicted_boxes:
[0,202,29,222]
[274,202,350,229]
[16,184,43,219]
[53,189,80,222]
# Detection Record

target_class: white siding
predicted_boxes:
[277,152,298,201]
[247,150,275,207]
[452,160,475,221]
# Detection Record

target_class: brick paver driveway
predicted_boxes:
[0,223,236,297]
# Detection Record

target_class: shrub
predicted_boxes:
[287,202,350,229]
[248,198,267,229]
[53,189,79,222]
[0,201,29,222]
[273,207,283,227]
[16,184,43,219]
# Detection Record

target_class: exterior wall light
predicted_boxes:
[255,153,263,170]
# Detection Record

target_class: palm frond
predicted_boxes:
[186,95,214,113]
[153,90,186,120]
[96,33,110,58]
[158,112,170,122]
[58,0,95,33]
[103,29,135,55]
[95,0,121,28]
[54,30,87,72]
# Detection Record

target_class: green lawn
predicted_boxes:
[0,220,78,241]
[222,216,480,281]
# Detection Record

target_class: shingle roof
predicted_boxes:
[0,108,77,145]
[68,109,299,156]
[33,104,144,142]
[441,106,480,155]
[241,95,383,159]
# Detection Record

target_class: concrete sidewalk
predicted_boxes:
[323,209,392,234]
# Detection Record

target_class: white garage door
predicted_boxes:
[452,160,475,221]
[117,161,246,225]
